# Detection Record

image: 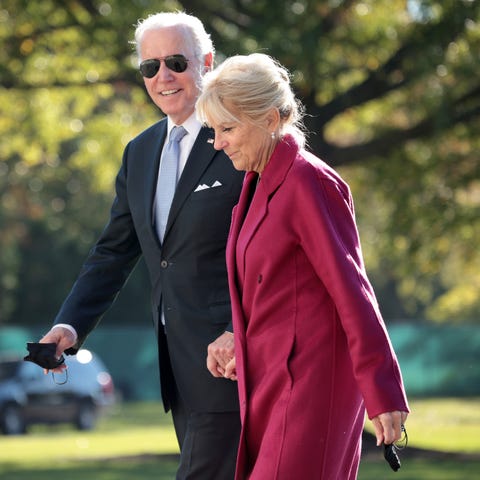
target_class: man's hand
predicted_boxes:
[206,331,236,380]
[39,327,76,373]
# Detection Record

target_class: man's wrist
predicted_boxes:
[52,324,78,343]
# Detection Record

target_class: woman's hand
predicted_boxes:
[371,410,408,446]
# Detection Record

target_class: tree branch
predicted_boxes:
[312,87,480,166]
[316,0,480,125]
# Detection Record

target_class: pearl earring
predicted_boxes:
[271,132,275,139]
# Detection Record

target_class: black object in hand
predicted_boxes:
[24,342,65,370]
[384,443,401,471]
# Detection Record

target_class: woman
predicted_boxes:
[197,53,409,479]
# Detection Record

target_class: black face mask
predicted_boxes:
[384,424,408,472]
[24,342,65,370]
[384,443,401,471]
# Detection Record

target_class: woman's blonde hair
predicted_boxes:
[196,53,306,147]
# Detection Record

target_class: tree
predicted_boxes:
[1,0,478,325]
[0,0,157,325]
[187,0,480,321]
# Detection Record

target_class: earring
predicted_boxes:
[271,132,275,139]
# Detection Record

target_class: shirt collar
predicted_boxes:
[167,112,202,141]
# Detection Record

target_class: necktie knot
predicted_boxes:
[169,125,187,145]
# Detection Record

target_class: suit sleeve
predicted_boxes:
[294,167,409,418]
[54,143,142,353]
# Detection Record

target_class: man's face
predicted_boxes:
[140,26,212,124]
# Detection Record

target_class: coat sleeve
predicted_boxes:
[54,142,142,352]
[293,164,409,418]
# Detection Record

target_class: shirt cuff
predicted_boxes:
[52,324,78,343]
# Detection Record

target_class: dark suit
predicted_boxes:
[54,118,244,478]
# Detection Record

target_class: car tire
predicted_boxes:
[75,401,96,430]
[0,403,27,435]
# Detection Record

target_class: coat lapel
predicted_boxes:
[227,171,259,290]
[233,135,300,281]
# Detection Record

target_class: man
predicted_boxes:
[39,12,243,479]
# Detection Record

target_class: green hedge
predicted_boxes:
[1,323,479,400]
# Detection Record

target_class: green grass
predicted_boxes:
[364,397,480,453]
[0,398,479,479]
[0,402,179,464]
[360,397,480,479]
[358,457,480,480]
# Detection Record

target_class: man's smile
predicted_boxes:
[161,89,181,96]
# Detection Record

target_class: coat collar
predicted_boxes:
[228,134,301,284]
[257,134,300,198]
[236,134,300,232]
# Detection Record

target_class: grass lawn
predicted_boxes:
[1,398,479,479]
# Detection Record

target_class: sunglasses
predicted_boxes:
[139,55,189,78]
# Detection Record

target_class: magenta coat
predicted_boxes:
[227,135,409,479]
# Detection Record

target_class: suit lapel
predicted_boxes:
[163,127,217,241]
[146,121,167,236]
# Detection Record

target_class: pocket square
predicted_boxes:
[194,180,223,192]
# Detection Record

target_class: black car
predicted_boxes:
[0,349,115,435]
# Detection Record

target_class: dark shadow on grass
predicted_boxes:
[362,430,480,461]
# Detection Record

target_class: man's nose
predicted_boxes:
[155,61,175,80]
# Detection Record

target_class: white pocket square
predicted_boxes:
[194,181,223,192]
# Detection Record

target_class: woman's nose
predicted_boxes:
[213,136,226,151]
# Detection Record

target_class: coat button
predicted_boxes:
[160,260,168,268]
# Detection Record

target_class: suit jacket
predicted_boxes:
[54,118,244,413]
[227,135,409,479]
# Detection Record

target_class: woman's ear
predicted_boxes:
[266,107,281,131]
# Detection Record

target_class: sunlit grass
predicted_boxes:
[0,402,178,465]
[0,398,479,480]
[364,397,480,453]
[1,458,179,480]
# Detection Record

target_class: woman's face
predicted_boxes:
[210,115,275,173]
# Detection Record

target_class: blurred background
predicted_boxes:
[0,0,479,402]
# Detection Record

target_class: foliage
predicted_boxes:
[0,0,159,325]
[0,0,479,325]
